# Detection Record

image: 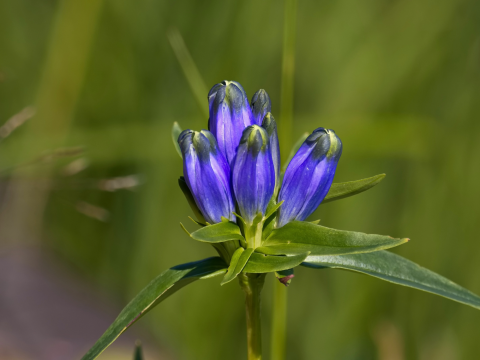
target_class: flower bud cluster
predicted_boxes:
[178,80,342,247]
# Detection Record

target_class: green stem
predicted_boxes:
[279,0,297,159]
[273,1,297,358]
[239,273,266,360]
[270,281,288,360]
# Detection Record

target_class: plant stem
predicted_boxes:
[270,281,288,360]
[279,0,297,159]
[239,273,266,360]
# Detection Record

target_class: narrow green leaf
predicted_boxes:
[264,200,284,220]
[190,221,245,243]
[81,257,227,360]
[282,132,309,172]
[172,122,183,158]
[243,252,309,273]
[221,248,254,285]
[188,216,206,227]
[260,221,408,256]
[302,251,480,310]
[323,174,386,204]
[262,198,278,240]
[134,341,143,360]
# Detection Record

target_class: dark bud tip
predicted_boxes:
[241,125,269,155]
[278,274,295,286]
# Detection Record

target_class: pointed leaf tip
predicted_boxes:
[323,174,386,204]
[303,251,480,310]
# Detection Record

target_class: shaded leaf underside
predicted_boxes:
[302,251,480,310]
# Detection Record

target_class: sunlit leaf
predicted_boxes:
[302,251,480,310]
[81,257,227,360]
[190,221,245,243]
[323,174,386,204]
[221,248,254,285]
[258,221,408,256]
[243,252,309,273]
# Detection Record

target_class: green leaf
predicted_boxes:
[302,251,480,310]
[262,198,278,240]
[282,132,309,172]
[190,221,245,243]
[81,257,227,360]
[172,121,183,158]
[259,221,408,256]
[264,200,284,220]
[243,252,309,273]
[221,248,254,285]
[323,174,386,204]
[134,341,143,360]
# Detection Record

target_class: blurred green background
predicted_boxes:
[1,0,480,359]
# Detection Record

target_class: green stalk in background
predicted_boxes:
[0,0,104,244]
[167,28,209,118]
[272,1,297,359]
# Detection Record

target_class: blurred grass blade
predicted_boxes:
[81,257,227,360]
[190,221,245,243]
[167,28,208,117]
[243,252,308,273]
[172,122,183,158]
[282,132,308,172]
[259,221,408,256]
[279,0,298,158]
[134,341,143,360]
[323,174,386,204]
[221,248,254,285]
[302,251,480,310]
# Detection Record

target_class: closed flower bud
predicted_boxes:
[208,80,254,165]
[251,89,272,125]
[178,129,235,224]
[261,113,281,194]
[277,128,342,228]
[232,125,275,225]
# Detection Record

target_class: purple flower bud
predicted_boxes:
[277,128,342,228]
[178,129,235,224]
[251,89,272,125]
[232,125,275,224]
[261,113,281,194]
[208,81,254,165]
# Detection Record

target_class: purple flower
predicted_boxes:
[232,125,275,224]
[178,129,235,224]
[277,128,342,228]
[208,81,254,165]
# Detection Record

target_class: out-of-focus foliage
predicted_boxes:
[1,0,480,359]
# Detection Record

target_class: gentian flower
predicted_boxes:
[251,89,272,125]
[208,81,254,165]
[277,128,342,228]
[178,129,235,224]
[261,112,280,194]
[232,125,275,225]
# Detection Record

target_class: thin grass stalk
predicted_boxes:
[167,28,209,117]
[272,1,298,359]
